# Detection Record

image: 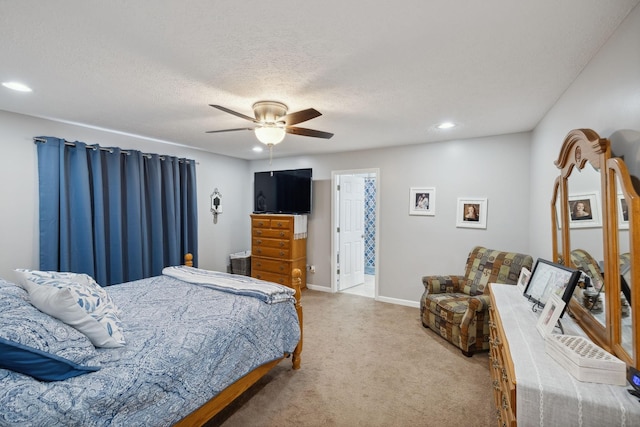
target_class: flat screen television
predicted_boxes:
[254,168,312,214]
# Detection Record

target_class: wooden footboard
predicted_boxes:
[174,255,303,426]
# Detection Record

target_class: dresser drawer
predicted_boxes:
[252,270,290,286]
[252,257,290,275]
[252,246,290,259]
[253,228,290,239]
[252,237,290,249]
[269,218,292,230]
[252,217,272,228]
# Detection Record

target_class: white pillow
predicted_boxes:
[14,269,121,315]
[15,270,125,348]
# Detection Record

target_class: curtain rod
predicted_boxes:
[33,137,191,162]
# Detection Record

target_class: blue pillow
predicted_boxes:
[0,282,101,381]
[0,337,100,381]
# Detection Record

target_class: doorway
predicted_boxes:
[331,169,379,298]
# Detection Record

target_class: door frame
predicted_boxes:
[331,168,380,298]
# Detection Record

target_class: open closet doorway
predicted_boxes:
[331,169,379,299]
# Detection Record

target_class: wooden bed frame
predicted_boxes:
[174,254,303,426]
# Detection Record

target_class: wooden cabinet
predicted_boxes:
[488,287,516,427]
[251,214,306,288]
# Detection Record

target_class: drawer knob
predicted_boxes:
[256,262,262,267]
[256,239,262,244]
[279,266,284,271]
[279,241,285,247]
[277,222,283,227]
[256,230,263,235]
[279,251,285,256]
[280,231,285,237]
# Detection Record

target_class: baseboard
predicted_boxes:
[305,283,420,308]
[305,284,332,292]
[375,295,420,308]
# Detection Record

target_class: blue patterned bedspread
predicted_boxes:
[0,275,300,426]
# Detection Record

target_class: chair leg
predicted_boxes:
[461,349,473,357]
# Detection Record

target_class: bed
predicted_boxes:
[0,257,303,426]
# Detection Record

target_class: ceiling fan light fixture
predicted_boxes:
[255,126,286,145]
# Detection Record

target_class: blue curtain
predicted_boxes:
[36,136,198,286]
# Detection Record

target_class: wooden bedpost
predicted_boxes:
[184,253,193,267]
[291,268,303,370]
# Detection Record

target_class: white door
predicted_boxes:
[338,175,365,290]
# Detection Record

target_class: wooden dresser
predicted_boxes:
[487,283,640,427]
[488,286,517,427]
[250,214,307,289]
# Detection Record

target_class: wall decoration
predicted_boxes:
[536,294,565,338]
[409,187,435,216]
[568,192,601,228]
[456,197,487,229]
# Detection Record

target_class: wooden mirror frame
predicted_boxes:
[553,129,611,351]
[553,128,640,369]
[606,157,640,367]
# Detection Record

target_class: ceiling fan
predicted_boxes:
[206,101,334,146]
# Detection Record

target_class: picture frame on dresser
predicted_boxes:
[536,294,565,338]
[523,259,580,318]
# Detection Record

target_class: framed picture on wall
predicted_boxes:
[568,192,601,228]
[456,197,487,229]
[409,187,436,216]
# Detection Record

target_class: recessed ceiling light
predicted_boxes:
[437,122,456,129]
[252,146,264,152]
[2,81,33,92]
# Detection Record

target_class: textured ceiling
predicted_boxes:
[0,1,638,160]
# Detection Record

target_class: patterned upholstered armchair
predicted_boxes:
[569,248,604,291]
[420,246,533,356]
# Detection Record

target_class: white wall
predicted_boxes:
[251,132,532,304]
[0,110,251,282]
[528,3,640,261]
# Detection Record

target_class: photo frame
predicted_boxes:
[456,198,487,229]
[568,192,601,228]
[536,294,565,338]
[516,267,531,294]
[524,258,581,318]
[409,187,436,216]
[618,193,629,230]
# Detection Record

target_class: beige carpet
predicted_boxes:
[206,290,495,427]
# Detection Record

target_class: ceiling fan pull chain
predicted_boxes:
[269,144,274,174]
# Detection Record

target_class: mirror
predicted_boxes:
[553,129,611,351]
[567,163,606,327]
[607,158,639,367]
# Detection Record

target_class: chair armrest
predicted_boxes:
[422,275,465,294]
[467,294,491,313]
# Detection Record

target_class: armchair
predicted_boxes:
[420,246,533,356]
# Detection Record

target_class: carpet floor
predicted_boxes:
[206,289,495,427]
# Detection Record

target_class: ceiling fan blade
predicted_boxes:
[205,127,255,134]
[209,105,258,123]
[283,108,322,126]
[286,126,334,139]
